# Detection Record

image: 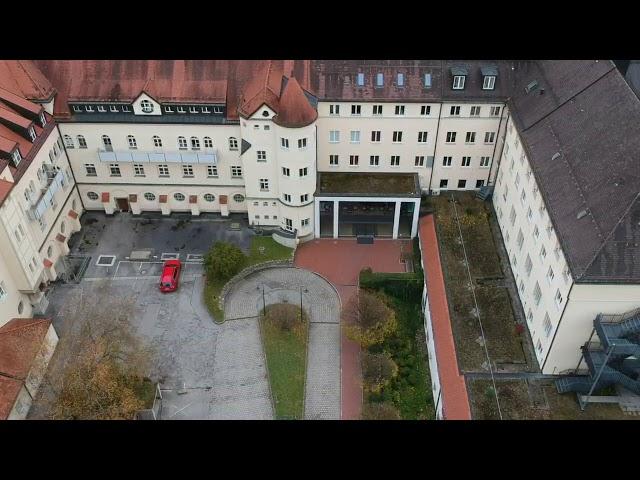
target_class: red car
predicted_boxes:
[159,260,182,293]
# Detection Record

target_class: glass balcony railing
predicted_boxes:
[28,168,66,221]
[97,148,218,164]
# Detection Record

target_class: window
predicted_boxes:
[424,73,432,88]
[350,131,360,143]
[415,156,425,167]
[109,164,121,176]
[84,164,97,176]
[182,165,194,177]
[517,229,524,249]
[87,191,99,201]
[231,166,243,178]
[164,106,174,113]
[174,193,185,202]
[207,165,218,177]
[204,193,215,202]
[527,207,533,222]
[284,218,294,231]
[446,132,456,143]
[158,164,170,177]
[77,135,87,148]
[12,149,21,165]
[547,266,555,284]
[519,279,525,294]
[390,156,400,166]
[302,218,310,227]
[257,151,267,161]
[134,164,145,176]
[281,138,290,149]
[483,76,496,90]
[461,156,471,167]
[470,106,481,116]
[357,73,365,86]
[533,282,542,306]
[329,130,340,143]
[191,137,200,150]
[442,156,452,167]
[480,156,490,167]
[28,127,36,142]
[299,167,308,177]
[537,340,543,355]
[177,136,188,150]
[153,135,162,147]
[300,194,309,203]
[484,132,496,144]
[373,105,383,115]
[533,226,540,240]
[329,104,340,115]
[189,106,198,114]
[144,192,156,201]
[453,75,466,89]
[233,194,245,203]
[298,138,308,149]
[127,135,137,149]
[85,105,94,112]
[490,106,501,116]
[204,137,213,148]
[96,106,106,113]
[284,193,292,202]
[140,100,154,113]
[525,255,533,276]
[555,289,563,308]
[520,189,526,205]
[540,245,547,261]
[259,178,269,191]
[229,137,238,150]
[543,314,552,337]
[282,167,290,176]
[370,155,380,166]
[450,105,461,116]
[457,179,467,189]
[392,131,403,143]
[510,207,517,227]
[63,135,74,148]
[526,309,534,324]
[371,130,381,142]
[376,73,384,87]
[418,131,428,143]
[397,73,405,87]
[329,155,339,166]
[351,105,361,115]
[440,179,449,189]
[349,155,359,166]
[0,282,7,302]
[465,132,476,143]
[395,105,405,115]
[72,105,82,112]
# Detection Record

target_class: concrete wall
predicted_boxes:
[24,324,59,398]
[7,384,32,420]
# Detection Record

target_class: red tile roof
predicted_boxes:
[0,103,33,129]
[419,216,471,420]
[0,61,55,102]
[0,178,13,205]
[0,86,43,116]
[273,77,318,128]
[0,318,51,380]
[0,375,23,420]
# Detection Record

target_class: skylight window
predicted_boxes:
[424,73,432,88]
[397,73,405,87]
[376,73,384,87]
[357,73,365,86]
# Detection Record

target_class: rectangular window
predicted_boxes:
[357,73,365,86]
[457,179,467,189]
[299,167,308,177]
[395,105,405,115]
[284,194,291,203]
[520,189,526,205]
[480,156,490,167]
[446,131,456,143]
[390,155,400,166]
[484,131,496,144]
[349,155,359,166]
[282,167,290,176]
[300,194,309,203]
[85,164,97,176]
[109,163,121,176]
[440,179,449,189]
[470,106,481,116]
[351,104,361,115]
[450,106,461,116]
[329,155,339,166]
[540,245,547,262]
[517,228,524,249]
[543,314,552,337]
[461,156,471,167]
[465,132,476,143]
[178,137,188,149]
[134,164,145,176]
[418,132,428,143]
[371,131,381,142]
[397,73,404,86]
[491,106,501,116]
[415,156,425,167]
[375,73,384,87]
[525,255,533,276]
[158,164,170,177]
[85,105,94,112]
[207,165,218,177]
[260,178,269,191]
[476,180,484,188]
[424,73,432,88]
[483,76,496,90]
[547,266,555,284]
[329,104,340,115]
[350,131,360,143]
[298,138,307,149]
[370,155,380,166]
[182,164,194,177]
[442,156,452,167]
[257,150,267,161]
[392,131,403,143]
[533,282,542,306]
[510,207,517,227]
[302,218,310,227]
[533,226,540,241]
[527,207,533,222]
[373,105,383,115]
[231,166,243,178]
[420,105,431,115]
[555,289,563,308]
[453,76,465,89]
[281,138,289,149]
[329,130,340,143]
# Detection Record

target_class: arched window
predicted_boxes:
[229,137,238,150]
[190,137,200,150]
[203,137,213,148]
[144,192,156,201]
[63,135,74,148]
[77,135,87,149]
[173,193,185,202]
[47,245,53,257]
[127,135,137,149]
[140,99,154,113]
[102,135,112,151]
[177,136,188,150]
[72,199,77,210]
[153,135,162,147]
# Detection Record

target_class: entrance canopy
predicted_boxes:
[317,172,421,198]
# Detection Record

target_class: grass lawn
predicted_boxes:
[260,304,308,419]
[203,236,293,322]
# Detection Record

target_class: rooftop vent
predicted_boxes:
[525,80,539,94]
[576,209,589,220]
[551,152,561,161]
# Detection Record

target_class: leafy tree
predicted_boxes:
[344,290,397,347]
[204,241,247,281]
[362,352,398,393]
[362,402,401,420]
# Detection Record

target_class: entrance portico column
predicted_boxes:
[392,200,401,239]
[314,199,320,238]
[333,200,339,239]
[410,198,420,238]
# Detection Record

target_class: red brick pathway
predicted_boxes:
[294,238,412,420]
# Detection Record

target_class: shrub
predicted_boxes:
[204,241,247,281]
[362,353,398,393]
[362,402,401,420]
[263,303,305,332]
[344,290,397,348]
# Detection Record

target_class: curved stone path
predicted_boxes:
[224,267,341,420]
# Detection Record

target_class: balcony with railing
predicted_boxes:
[27,167,66,221]
[97,147,218,164]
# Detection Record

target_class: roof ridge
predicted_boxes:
[15,61,43,97]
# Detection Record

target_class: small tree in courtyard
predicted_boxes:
[263,303,306,332]
[361,352,398,393]
[204,241,247,281]
[344,289,397,348]
[362,402,401,420]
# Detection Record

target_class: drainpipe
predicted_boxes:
[427,103,443,193]
[56,122,85,212]
[487,106,508,187]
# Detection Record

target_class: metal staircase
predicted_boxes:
[475,186,494,201]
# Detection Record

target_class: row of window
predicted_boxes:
[327,130,495,145]
[86,191,245,203]
[328,104,501,118]
[439,179,485,189]
[280,137,308,150]
[86,163,241,179]
[327,154,490,168]
[71,103,223,115]
[64,135,239,151]
[442,156,491,168]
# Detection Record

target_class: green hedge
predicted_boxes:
[359,270,423,302]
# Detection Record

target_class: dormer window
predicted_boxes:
[39,112,46,127]
[72,105,82,112]
[177,106,186,113]
[122,105,131,112]
[140,100,154,113]
[481,66,498,91]
[85,105,94,112]
[97,106,106,112]
[189,106,198,113]
[376,73,384,88]
[110,105,119,112]
[453,75,466,90]
[424,73,432,88]
[12,149,22,166]
[397,73,405,87]
[164,106,174,113]
[202,106,211,113]
[357,73,365,86]
[28,127,36,142]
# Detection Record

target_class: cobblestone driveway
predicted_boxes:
[224,267,341,419]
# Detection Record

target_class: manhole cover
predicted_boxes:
[96,255,116,266]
